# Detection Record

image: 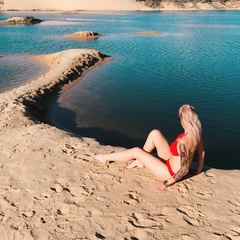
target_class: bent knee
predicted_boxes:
[149,129,163,138]
[132,147,144,155]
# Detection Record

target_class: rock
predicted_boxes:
[0,16,43,26]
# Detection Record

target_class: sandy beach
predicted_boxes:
[0,48,239,239]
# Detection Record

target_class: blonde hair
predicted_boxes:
[179,104,202,146]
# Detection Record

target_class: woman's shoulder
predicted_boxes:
[178,134,196,154]
[175,133,186,140]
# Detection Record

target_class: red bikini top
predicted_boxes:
[170,133,186,156]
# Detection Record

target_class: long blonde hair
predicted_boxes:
[179,104,202,146]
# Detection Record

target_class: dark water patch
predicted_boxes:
[49,100,145,148]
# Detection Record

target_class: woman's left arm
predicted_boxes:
[173,142,190,182]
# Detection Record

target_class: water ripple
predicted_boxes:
[0,55,46,93]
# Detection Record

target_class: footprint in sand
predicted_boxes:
[176,235,196,240]
[73,185,93,202]
[61,143,78,158]
[50,182,92,204]
[205,171,216,184]
[227,199,240,208]
[213,229,240,240]
[50,184,63,193]
[127,213,165,230]
[159,206,176,216]
[227,199,240,215]
[123,191,140,206]
[177,205,211,227]
[205,171,216,178]
[95,196,106,203]
[75,153,92,163]
[120,229,153,240]
[176,182,191,196]
[228,227,240,238]
[192,188,214,199]
[177,180,214,199]
[171,179,195,194]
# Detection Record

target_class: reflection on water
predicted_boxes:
[0,11,240,169]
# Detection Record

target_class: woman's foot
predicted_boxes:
[126,159,144,169]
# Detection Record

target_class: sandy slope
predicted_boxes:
[2,0,240,11]
[0,48,239,239]
[2,0,151,11]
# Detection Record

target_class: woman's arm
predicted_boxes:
[173,142,190,182]
[192,139,205,174]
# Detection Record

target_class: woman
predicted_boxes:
[94,104,205,190]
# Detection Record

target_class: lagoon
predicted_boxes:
[0,11,240,169]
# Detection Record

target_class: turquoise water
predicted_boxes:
[0,11,240,169]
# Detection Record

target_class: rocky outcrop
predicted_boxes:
[0,16,43,26]
[141,0,240,10]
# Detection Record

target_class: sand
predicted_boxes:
[2,0,240,11]
[2,0,151,11]
[0,48,240,239]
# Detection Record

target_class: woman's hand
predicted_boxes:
[154,181,167,190]
[189,168,200,175]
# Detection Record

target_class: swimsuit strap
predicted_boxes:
[176,133,187,140]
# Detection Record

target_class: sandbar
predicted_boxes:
[63,31,103,41]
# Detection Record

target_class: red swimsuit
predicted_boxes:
[165,133,186,176]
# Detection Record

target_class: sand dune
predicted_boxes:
[2,0,240,11]
[0,48,239,239]
[2,0,151,11]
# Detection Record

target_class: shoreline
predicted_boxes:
[1,8,240,13]
[0,49,240,238]
[29,50,114,130]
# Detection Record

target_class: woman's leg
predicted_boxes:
[95,147,171,180]
[143,129,172,159]
[127,129,172,169]
[94,147,140,164]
